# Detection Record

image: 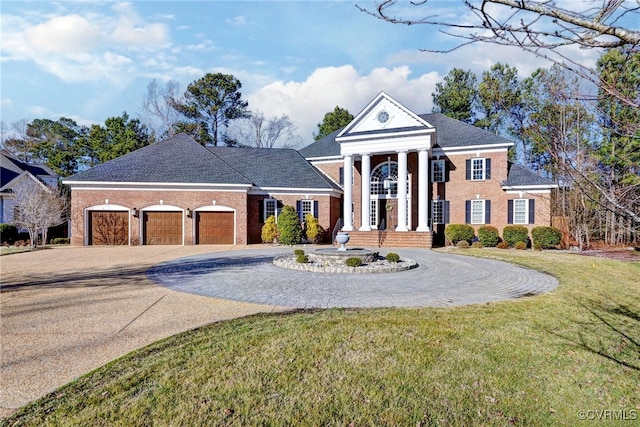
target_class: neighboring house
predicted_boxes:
[63,92,556,247]
[0,152,59,224]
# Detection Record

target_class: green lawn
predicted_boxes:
[3,250,639,426]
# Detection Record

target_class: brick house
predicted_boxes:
[63,92,555,247]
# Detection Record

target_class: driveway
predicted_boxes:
[0,245,558,418]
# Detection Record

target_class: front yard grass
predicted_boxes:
[3,250,639,426]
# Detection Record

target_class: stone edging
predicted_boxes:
[273,254,419,274]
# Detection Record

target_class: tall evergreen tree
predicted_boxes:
[314,106,353,140]
[432,68,477,124]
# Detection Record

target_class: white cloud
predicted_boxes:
[226,16,247,26]
[24,14,103,53]
[247,65,441,140]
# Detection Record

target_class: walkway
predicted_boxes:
[148,248,559,308]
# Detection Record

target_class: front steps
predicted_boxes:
[340,230,432,248]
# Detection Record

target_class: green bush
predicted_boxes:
[514,241,528,250]
[497,241,510,249]
[296,254,309,263]
[477,226,500,247]
[456,240,470,248]
[532,226,562,249]
[50,237,70,245]
[533,242,543,251]
[503,225,529,247]
[276,206,304,245]
[304,213,324,243]
[261,215,278,243]
[386,253,400,263]
[445,224,475,245]
[471,241,484,249]
[0,224,19,244]
[345,257,362,267]
[294,249,305,256]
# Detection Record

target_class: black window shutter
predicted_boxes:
[485,200,491,224]
[296,200,302,221]
[465,159,471,180]
[339,167,344,185]
[444,160,450,182]
[465,200,471,224]
[313,200,319,218]
[444,201,450,224]
[260,199,265,223]
[507,200,514,224]
[485,158,491,180]
[528,199,535,224]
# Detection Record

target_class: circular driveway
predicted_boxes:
[147,248,558,308]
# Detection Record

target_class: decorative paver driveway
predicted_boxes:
[147,248,558,308]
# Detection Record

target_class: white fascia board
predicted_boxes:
[503,185,557,191]
[306,157,343,164]
[63,181,251,190]
[250,187,342,196]
[337,128,434,144]
[69,186,250,193]
[340,134,432,156]
[432,144,513,156]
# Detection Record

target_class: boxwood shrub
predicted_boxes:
[503,225,529,247]
[386,252,400,263]
[477,226,500,247]
[345,257,362,267]
[532,226,562,249]
[296,254,309,263]
[514,241,528,250]
[445,224,475,245]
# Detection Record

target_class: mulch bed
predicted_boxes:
[579,247,640,262]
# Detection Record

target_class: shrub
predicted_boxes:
[294,249,305,256]
[304,213,324,243]
[497,241,510,249]
[471,241,484,249]
[50,237,70,245]
[261,215,278,243]
[533,242,543,251]
[514,241,528,250]
[345,257,362,267]
[0,224,19,244]
[503,225,529,247]
[386,252,400,263]
[456,240,470,248]
[296,254,309,264]
[477,226,500,247]
[532,226,562,249]
[445,224,475,245]
[276,206,304,245]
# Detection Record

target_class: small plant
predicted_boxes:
[345,257,362,267]
[532,226,562,249]
[386,253,400,263]
[456,240,470,248]
[296,254,309,263]
[514,241,528,250]
[471,241,484,248]
[261,215,278,243]
[503,225,529,247]
[304,213,324,243]
[533,241,543,251]
[294,249,305,256]
[497,241,510,249]
[445,224,475,245]
[50,237,70,245]
[477,226,500,247]
[277,206,304,245]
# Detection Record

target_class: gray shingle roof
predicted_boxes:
[503,163,557,187]
[298,129,342,158]
[208,147,340,190]
[419,113,514,148]
[65,133,251,185]
[1,153,58,187]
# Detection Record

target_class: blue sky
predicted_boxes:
[0,1,600,142]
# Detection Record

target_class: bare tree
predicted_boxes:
[12,179,67,248]
[359,1,640,108]
[1,119,35,161]
[141,79,182,141]
[226,111,304,148]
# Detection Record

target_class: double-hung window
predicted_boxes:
[431,160,445,182]
[465,199,491,224]
[466,158,491,181]
[508,199,535,224]
[296,200,319,222]
[431,200,449,225]
[263,199,280,222]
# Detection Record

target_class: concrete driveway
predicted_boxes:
[0,245,286,419]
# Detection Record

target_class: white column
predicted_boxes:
[417,149,430,231]
[396,151,409,231]
[359,154,371,231]
[342,155,353,231]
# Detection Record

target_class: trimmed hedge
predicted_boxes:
[386,253,400,263]
[445,224,475,245]
[277,206,304,245]
[532,226,562,249]
[503,225,529,247]
[477,226,500,247]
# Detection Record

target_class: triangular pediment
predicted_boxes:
[337,92,433,140]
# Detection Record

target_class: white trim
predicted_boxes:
[62,180,251,189]
[306,157,343,163]
[471,158,486,181]
[84,204,132,246]
[431,146,511,156]
[503,185,557,190]
[140,205,186,245]
[513,199,529,225]
[505,189,552,194]
[339,134,432,156]
[470,199,486,225]
[431,159,445,183]
[68,186,249,193]
[193,206,237,245]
